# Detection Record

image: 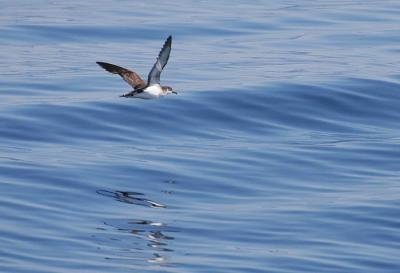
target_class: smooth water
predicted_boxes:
[1,1,400,272]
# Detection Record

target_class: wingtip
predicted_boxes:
[96,61,113,72]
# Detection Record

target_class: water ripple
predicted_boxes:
[1,1,400,272]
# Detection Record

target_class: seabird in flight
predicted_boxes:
[97,35,177,99]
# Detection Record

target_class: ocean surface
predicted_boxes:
[1,1,400,272]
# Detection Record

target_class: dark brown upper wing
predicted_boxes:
[96,62,146,90]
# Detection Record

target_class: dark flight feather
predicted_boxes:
[96,61,146,90]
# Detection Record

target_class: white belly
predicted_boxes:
[133,84,163,99]
[134,92,159,99]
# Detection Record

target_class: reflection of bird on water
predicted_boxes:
[100,218,175,264]
[96,188,175,264]
[96,190,165,208]
[148,253,166,263]
[148,230,174,241]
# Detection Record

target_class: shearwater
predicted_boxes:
[97,36,177,99]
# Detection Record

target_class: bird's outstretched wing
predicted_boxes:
[96,62,146,90]
[147,36,172,86]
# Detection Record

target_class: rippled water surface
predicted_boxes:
[1,1,400,272]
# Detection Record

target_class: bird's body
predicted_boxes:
[97,36,177,99]
[125,84,163,99]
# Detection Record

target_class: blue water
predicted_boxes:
[1,1,400,272]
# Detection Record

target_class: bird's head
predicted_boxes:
[162,86,178,95]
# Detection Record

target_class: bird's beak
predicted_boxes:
[172,91,178,94]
